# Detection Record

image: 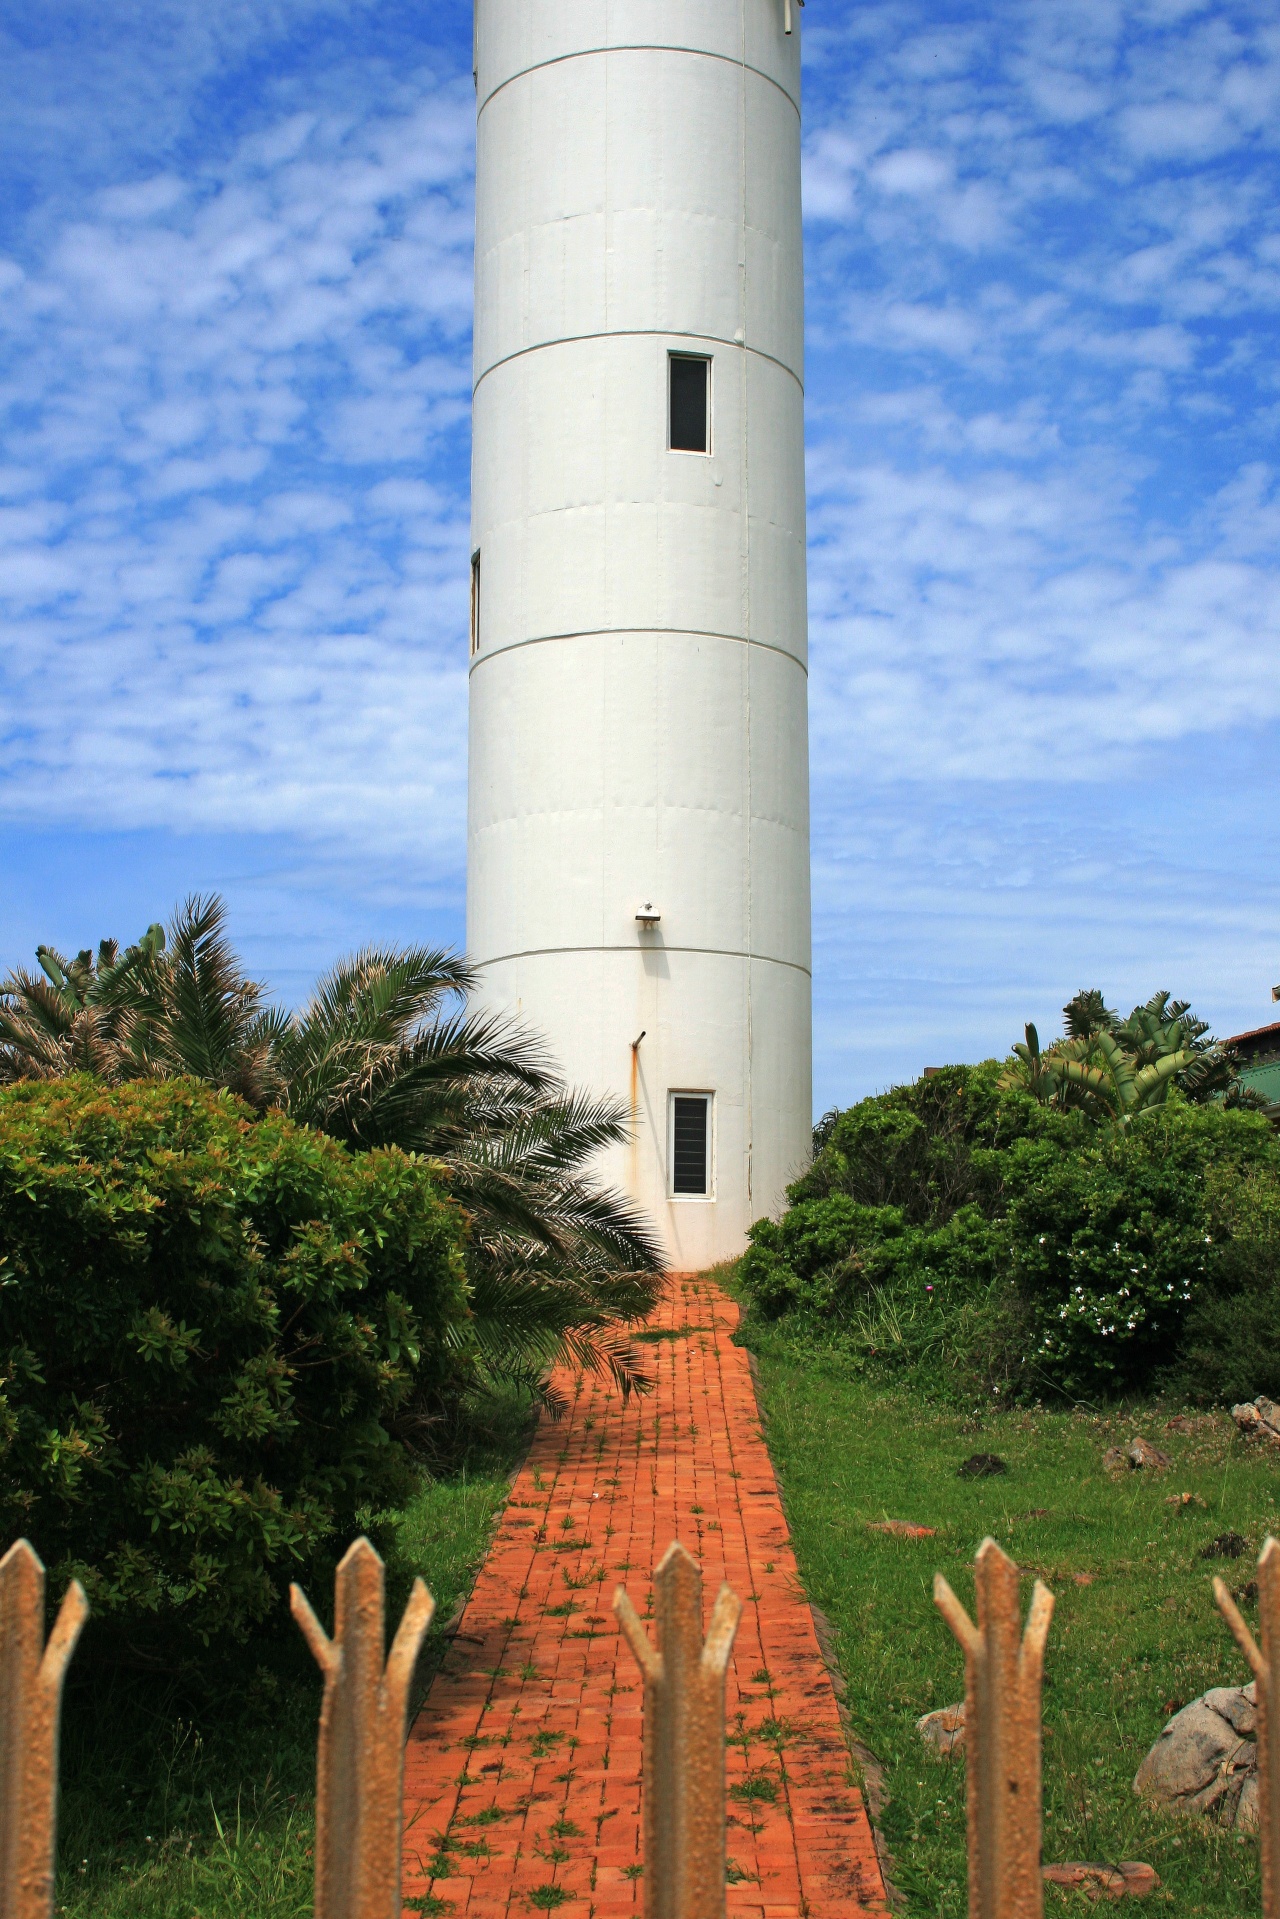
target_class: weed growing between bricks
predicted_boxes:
[402,1276,888,1918]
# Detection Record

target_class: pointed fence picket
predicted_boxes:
[291,1538,435,1919]
[934,1538,1055,1919]
[1215,1535,1280,1919]
[2,1528,1278,1917]
[614,1540,742,1919]
[0,1541,87,1919]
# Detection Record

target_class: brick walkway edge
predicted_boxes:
[402,1274,888,1918]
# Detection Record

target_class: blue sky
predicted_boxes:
[2,0,1278,1113]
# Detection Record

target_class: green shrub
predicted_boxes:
[1006,1104,1277,1396]
[792,1062,1074,1223]
[739,1066,1280,1403]
[1163,1162,1280,1405]
[0,1077,469,1654]
[739,1197,907,1317]
[740,1194,1008,1318]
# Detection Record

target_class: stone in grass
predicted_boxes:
[1133,1682,1258,1829]
[958,1453,1007,1479]
[917,1702,965,1757]
[1104,1439,1171,1474]
[1043,1862,1160,1900]
[1231,1396,1280,1447]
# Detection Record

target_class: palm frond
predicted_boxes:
[458,1088,633,1175]
[298,946,477,1046]
[464,1255,664,1403]
[156,895,273,1087]
[343,1015,556,1146]
[1062,989,1121,1042]
[1007,984,1252,1120]
[447,1154,662,1271]
[277,951,551,1142]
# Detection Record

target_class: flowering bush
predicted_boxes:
[1171,1164,1280,1404]
[739,1065,1280,1402]
[0,1077,469,1654]
[1005,1106,1275,1395]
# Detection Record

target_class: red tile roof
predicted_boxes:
[1225,1019,1280,1049]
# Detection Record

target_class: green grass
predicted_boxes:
[742,1323,1280,1916]
[54,1392,530,1918]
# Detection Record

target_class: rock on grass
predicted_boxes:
[917,1704,966,1756]
[1133,1684,1258,1829]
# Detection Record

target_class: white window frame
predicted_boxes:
[667,1090,715,1202]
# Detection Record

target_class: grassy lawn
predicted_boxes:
[740,1323,1280,1916]
[54,1396,529,1918]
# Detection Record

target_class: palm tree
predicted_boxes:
[1,896,663,1402]
[0,937,127,1081]
[269,940,663,1404]
[0,902,279,1102]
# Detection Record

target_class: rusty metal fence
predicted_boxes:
[2,1530,1278,1919]
[1215,1539,1280,1919]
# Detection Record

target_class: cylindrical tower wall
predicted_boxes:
[468,0,812,1267]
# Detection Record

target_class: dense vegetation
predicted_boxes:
[1001,987,1247,1120]
[54,1398,528,1919]
[0,900,589,1911]
[740,994,1280,1405]
[0,894,664,1404]
[0,1076,471,1654]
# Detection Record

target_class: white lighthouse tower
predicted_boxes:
[467,0,812,1268]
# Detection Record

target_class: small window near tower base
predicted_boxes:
[670,1093,712,1197]
[669,354,710,454]
[469,549,481,657]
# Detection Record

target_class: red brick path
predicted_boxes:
[402,1274,887,1918]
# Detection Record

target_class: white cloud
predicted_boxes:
[797,0,1280,848]
[806,423,1280,789]
[870,148,954,195]
[2,0,1279,1100]
[0,68,475,850]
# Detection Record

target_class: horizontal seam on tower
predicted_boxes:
[473,329,802,396]
[469,629,808,676]
[478,46,800,118]
[477,945,813,978]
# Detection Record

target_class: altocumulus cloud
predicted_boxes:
[793,0,1280,1093]
[1,0,1278,1101]
[802,0,1280,789]
[0,46,475,852]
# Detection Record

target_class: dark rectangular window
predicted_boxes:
[672,1095,710,1195]
[469,549,481,657]
[669,354,709,453]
